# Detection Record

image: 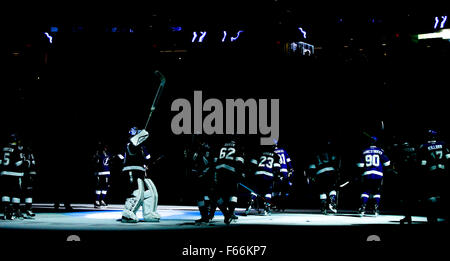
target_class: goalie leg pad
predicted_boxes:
[121,209,139,223]
[121,178,145,223]
[142,178,160,221]
[142,189,158,222]
[144,178,159,213]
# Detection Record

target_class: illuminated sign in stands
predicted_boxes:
[283,41,314,56]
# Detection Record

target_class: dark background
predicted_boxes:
[0,1,449,210]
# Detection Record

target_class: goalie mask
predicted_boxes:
[129,127,149,146]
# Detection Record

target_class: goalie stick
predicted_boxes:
[130,70,167,146]
[145,70,166,129]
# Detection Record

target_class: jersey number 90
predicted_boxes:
[365,154,380,167]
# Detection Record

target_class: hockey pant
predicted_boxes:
[273,178,292,209]
[122,171,159,222]
[1,175,22,215]
[195,174,216,220]
[315,172,337,205]
[95,175,110,201]
[214,170,239,218]
[253,174,274,210]
[22,174,35,211]
[360,176,383,207]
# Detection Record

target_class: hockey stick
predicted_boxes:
[130,71,166,146]
[145,70,166,129]
[362,120,385,139]
[339,181,350,188]
[362,131,372,139]
[149,155,165,166]
[238,183,269,203]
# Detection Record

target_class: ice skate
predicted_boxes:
[373,204,379,217]
[329,202,337,214]
[13,209,24,220]
[358,205,366,217]
[195,217,210,225]
[23,209,36,219]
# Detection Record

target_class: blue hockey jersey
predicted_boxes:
[118,143,151,172]
[357,146,390,179]
[274,148,293,178]
[94,151,112,176]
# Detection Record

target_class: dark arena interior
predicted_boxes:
[0,1,449,257]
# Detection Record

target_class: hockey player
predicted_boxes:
[389,136,418,225]
[250,144,281,216]
[0,133,25,220]
[273,142,294,212]
[356,136,391,216]
[308,140,340,214]
[212,137,245,224]
[21,144,37,219]
[308,140,340,215]
[93,141,112,208]
[118,127,160,223]
[186,135,216,224]
[418,129,450,223]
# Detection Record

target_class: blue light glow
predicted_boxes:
[50,27,58,33]
[199,31,207,42]
[435,16,440,29]
[192,32,198,42]
[222,31,227,42]
[170,26,182,32]
[44,32,53,44]
[230,30,243,42]
[441,16,448,28]
[298,27,307,38]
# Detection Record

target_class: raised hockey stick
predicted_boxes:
[145,70,166,129]
[362,120,384,139]
[362,131,372,139]
[130,70,166,146]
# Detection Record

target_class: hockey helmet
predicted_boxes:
[8,133,18,145]
[272,138,279,149]
[369,136,378,145]
[427,129,438,141]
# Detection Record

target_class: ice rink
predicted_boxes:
[0,203,430,231]
[0,203,447,255]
